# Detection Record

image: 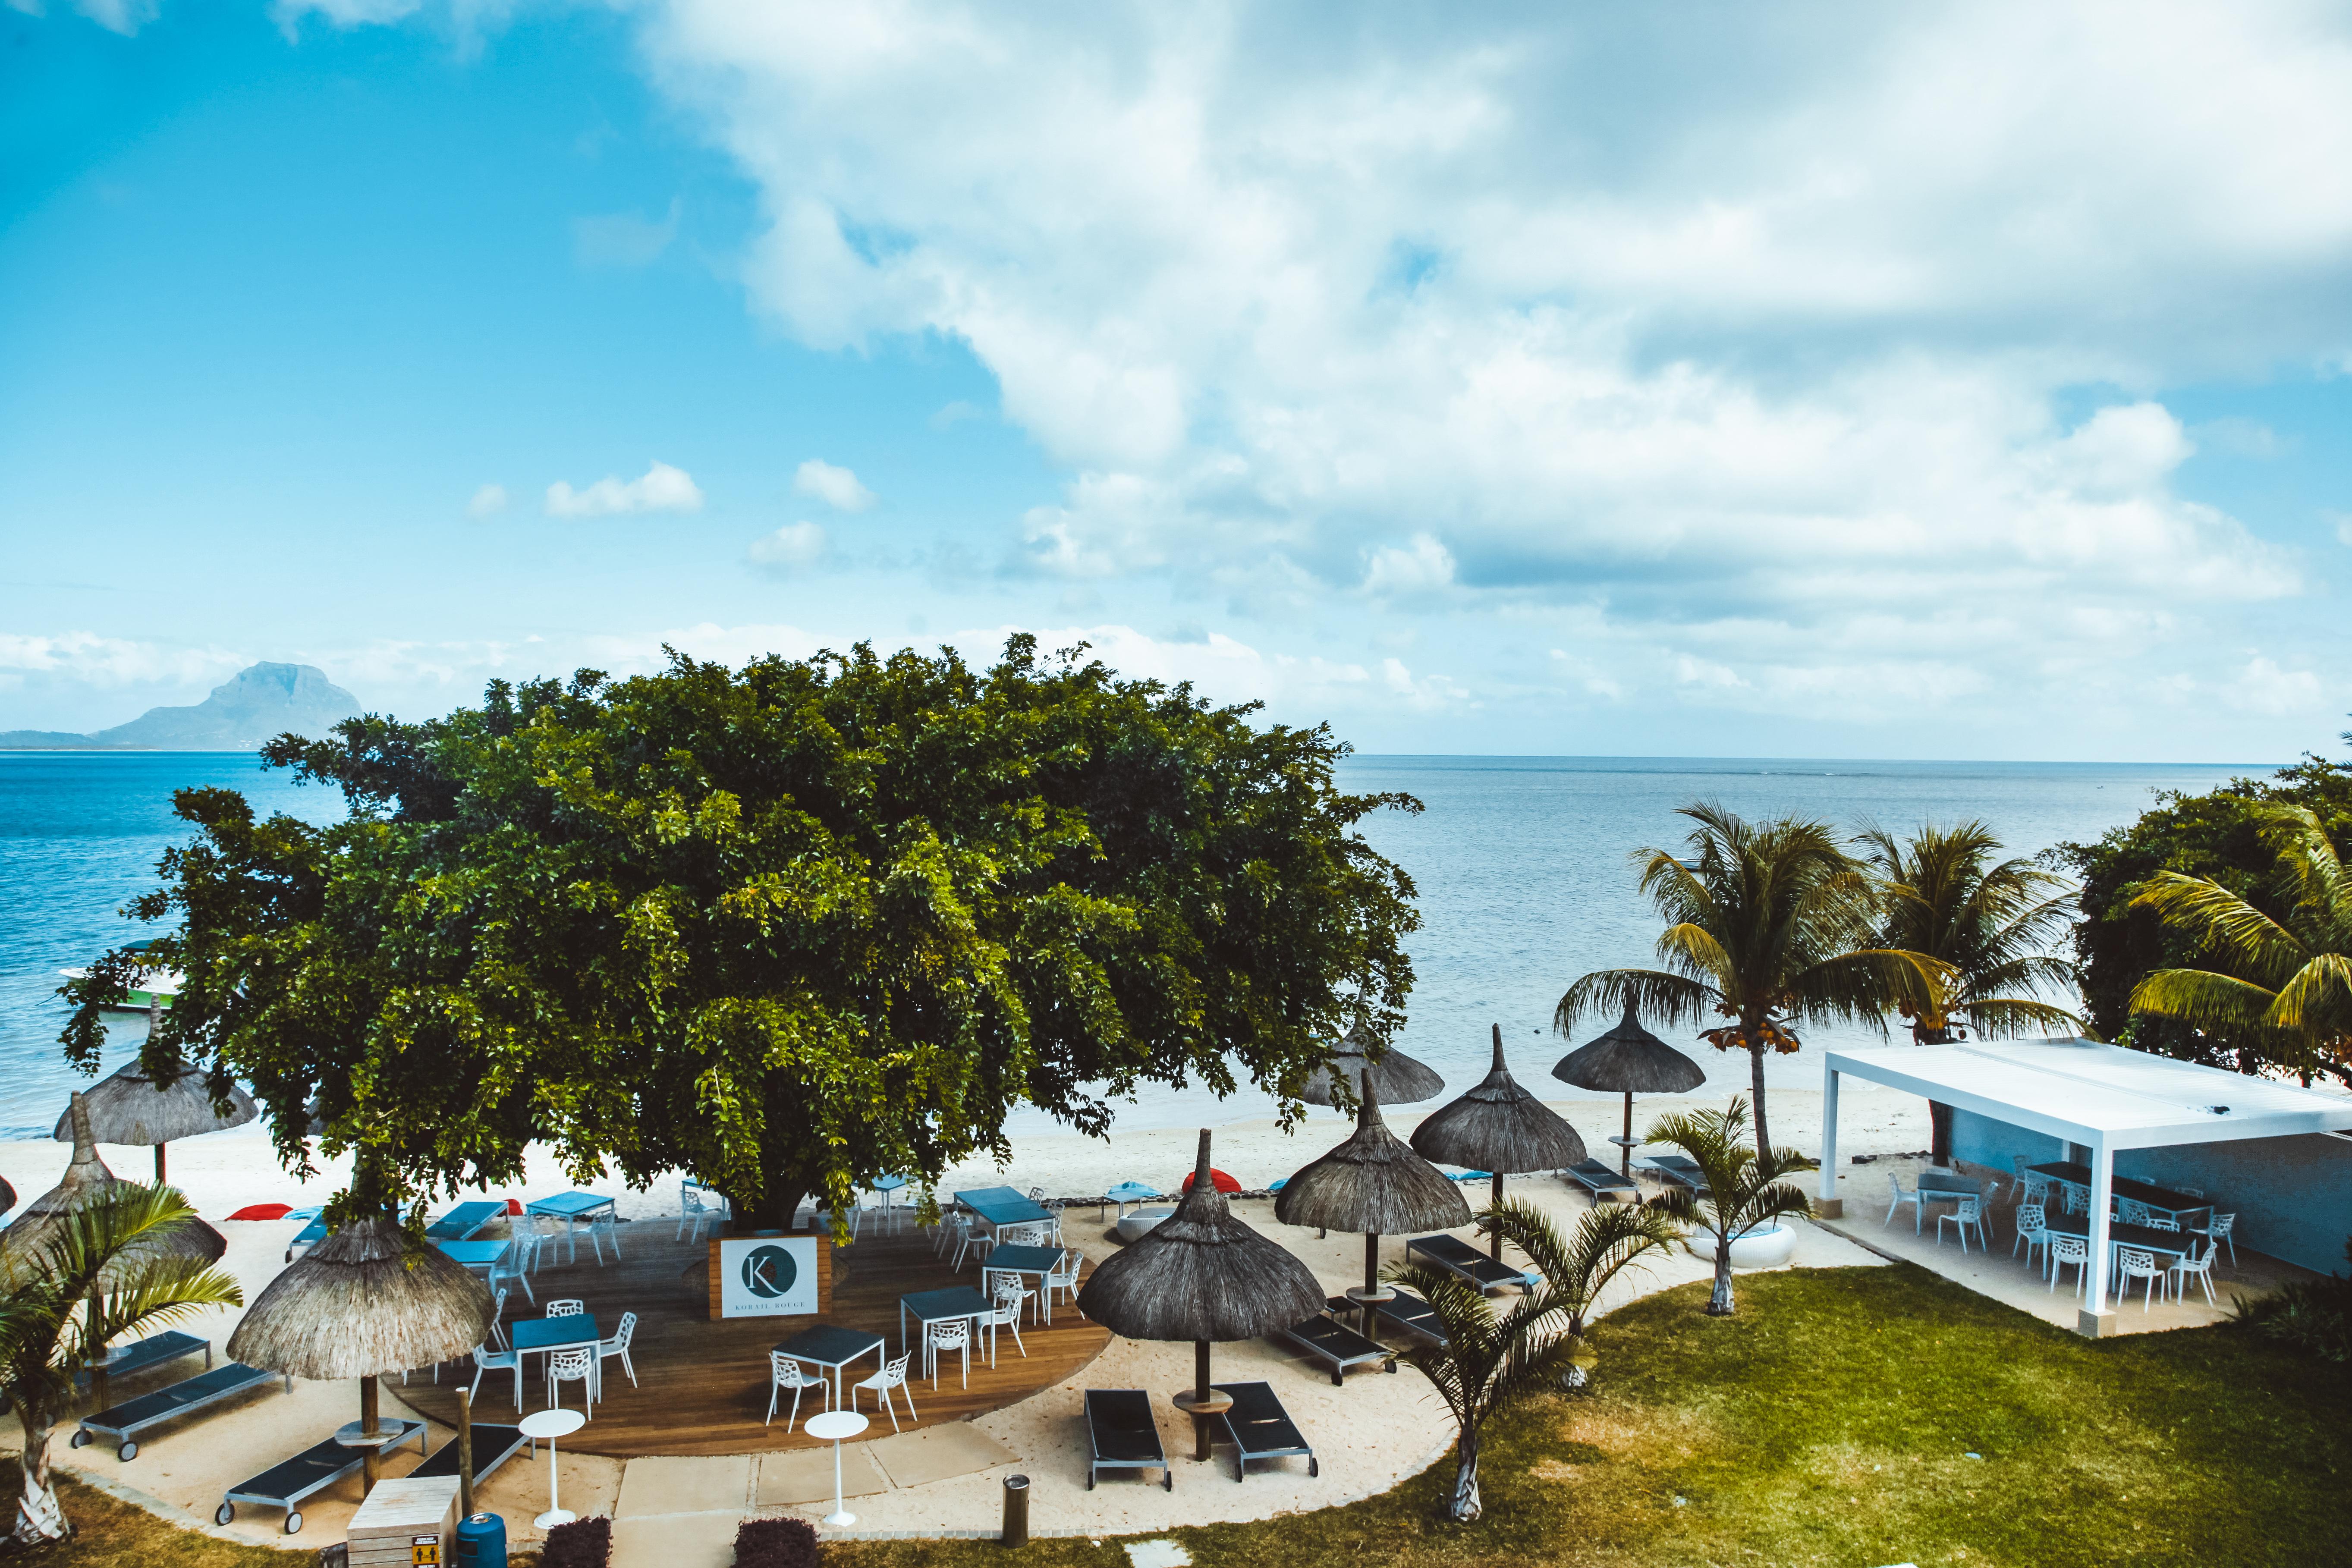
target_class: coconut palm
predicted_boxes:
[0,1185,242,1543]
[1385,1197,1682,1524]
[1859,819,2082,1043]
[2127,805,2352,1081]
[1556,802,1948,1160]
[1642,1096,1815,1317]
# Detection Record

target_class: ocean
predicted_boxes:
[0,751,2268,1140]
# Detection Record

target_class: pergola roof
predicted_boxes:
[1824,1037,2352,1151]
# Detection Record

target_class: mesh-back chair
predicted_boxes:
[2011,1203,2050,1274]
[1883,1174,1924,1231]
[2047,1232,2089,1296]
[469,1342,522,1412]
[2169,1238,2220,1305]
[766,1352,826,1431]
[677,1183,723,1242]
[926,1318,972,1389]
[2117,1197,2152,1226]
[598,1311,638,1389]
[983,1279,1029,1365]
[2201,1212,2237,1266]
[2062,1185,2088,1216]
[2010,1157,2050,1210]
[488,1246,533,1306]
[545,1299,585,1317]
[586,1209,623,1265]
[546,1348,595,1411]
[1936,1194,1987,1254]
[2116,1247,2168,1312]
[854,1351,916,1431]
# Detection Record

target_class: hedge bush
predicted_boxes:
[541,1515,612,1568]
[735,1516,820,1568]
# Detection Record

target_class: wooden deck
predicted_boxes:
[390,1219,1110,1458]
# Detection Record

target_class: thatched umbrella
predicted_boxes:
[54,1007,258,1184]
[1277,1074,1471,1332]
[1299,1025,1446,1109]
[1552,1000,1706,1175]
[1079,1129,1324,1460]
[228,1214,494,1493]
[5,1093,227,1282]
[1411,1024,1588,1258]
[0,1172,16,1221]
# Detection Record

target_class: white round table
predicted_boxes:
[517,1407,587,1530]
[802,1408,869,1527]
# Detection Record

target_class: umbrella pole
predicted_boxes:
[1170,1339,1229,1463]
[457,1388,475,1517]
[154,1142,166,1187]
[360,1375,382,1494]
[1621,1092,1634,1177]
[1489,1172,1505,1260]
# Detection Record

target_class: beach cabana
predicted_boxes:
[227,1214,494,1493]
[55,1013,259,1184]
[1411,1024,1587,1257]
[1277,1075,1472,1329]
[4,1092,226,1285]
[1079,1131,1324,1458]
[1822,1037,2352,1337]
[1553,1001,1705,1175]
[1300,1026,1446,1109]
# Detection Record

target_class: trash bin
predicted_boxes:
[454,1512,506,1568]
[1002,1474,1030,1547]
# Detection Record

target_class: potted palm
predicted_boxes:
[1642,1096,1815,1315]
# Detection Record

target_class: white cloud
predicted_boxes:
[468,483,509,518]
[1362,534,1455,597]
[748,521,827,569]
[792,459,875,512]
[573,199,684,269]
[2231,656,2325,717]
[0,632,248,687]
[545,460,705,518]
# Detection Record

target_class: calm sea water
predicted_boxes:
[0,751,2267,1139]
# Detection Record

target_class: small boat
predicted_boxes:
[57,940,180,1010]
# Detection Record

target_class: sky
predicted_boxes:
[3,2,2350,760]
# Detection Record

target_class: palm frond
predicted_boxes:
[1553,969,1717,1035]
[2130,968,2286,1035]
[2131,873,2311,984]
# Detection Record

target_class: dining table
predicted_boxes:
[525,1191,616,1265]
[898,1286,995,1376]
[2041,1212,2204,1300]
[2026,1163,2212,1220]
[432,1238,510,1276]
[979,1243,1066,1324]
[509,1313,603,1402]
[772,1323,885,1411]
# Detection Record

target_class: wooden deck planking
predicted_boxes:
[390,1219,1109,1458]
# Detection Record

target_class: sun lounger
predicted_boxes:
[1211,1379,1317,1482]
[70,1362,291,1461]
[284,1218,327,1263]
[1085,1389,1171,1490]
[1564,1159,1640,1201]
[424,1200,506,1242]
[1282,1307,1396,1385]
[216,1420,425,1534]
[1638,1154,1712,1197]
[411,1423,534,1485]
[75,1329,210,1389]
[1408,1233,1539,1294]
[1369,1289,1449,1347]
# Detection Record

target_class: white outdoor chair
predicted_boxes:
[1936,1194,1987,1254]
[2116,1246,2168,1311]
[469,1342,523,1412]
[2144,1213,2179,1233]
[2011,1203,2050,1274]
[926,1318,972,1389]
[546,1347,595,1411]
[525,1213,566,1272]
[586,1209,623,1265]
[2178,1186,2205,1198]
[853,1350,916,1432]
[766,1352,828,1431]
[2062,1185,2088,1216]
[2047,1233,2089,1296]
[983,1279,1029,1365]
[545,1299,586,1317]
[488,1246,534,1306]
[2168,1239,2220,1305]
[953,1219,994,1273]
[677,1183,721,1243]
[2010,1157,2050,1210]
[2201,1213,2237,1266]
[484,1287,511,1351]
[597,1310,638,1389]
[1883,1175,1924,1232]
[1043,1251,1082,1322]
[2117,1197,2152,1227]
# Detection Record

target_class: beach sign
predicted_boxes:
[715,1235,822,1317]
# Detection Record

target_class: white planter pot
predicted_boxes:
[1114,1207,1173,1244]
[1686,1223,1797,1270]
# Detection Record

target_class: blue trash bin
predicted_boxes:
[454,1511,506,1568]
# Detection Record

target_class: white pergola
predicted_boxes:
[1822,1037,2352,1335]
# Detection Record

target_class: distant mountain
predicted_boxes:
[0,663,363,751]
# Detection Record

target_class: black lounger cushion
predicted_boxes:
[84,1362,271,1431]
[413,1425,528,1481]
[1086,1391,1161,1464]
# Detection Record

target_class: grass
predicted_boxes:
[0,1474,300,1566]
[8,1266,2347,1566]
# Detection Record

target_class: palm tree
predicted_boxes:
[1386,1196,1682,1524]
[1859,819,2082,1043]
[2127,805,2352,1081]
[1642,1096,1815,1316]
[0,1185,242,1543]
[1556,801,1947,1160]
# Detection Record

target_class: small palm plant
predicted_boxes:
[1386,1196,1683,1524]
[0,1185,242,1543]
[1643,1096,1815,1317]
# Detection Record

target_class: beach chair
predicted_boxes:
[1211,1380,1317,1482]
[215,1420,425,1534]
[411,1423,534,1486]
[71,1362,291,1461]
[1638,1154,1712,1198]
[1280,1308,1395,1385]
[75,1329,209,1389]
[283,1217,327,1263]
[1085,1389,1171,1490]
[1407,1233,1538,1295]
[1563,1160,1640,1202]
[424,1200,505,1242]
[1349,1289,1448,1347]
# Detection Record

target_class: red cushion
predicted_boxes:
[1180,1168,1243,1194]
[226,1203,292,1221]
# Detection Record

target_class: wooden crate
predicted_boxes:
[346,1475,458,1568]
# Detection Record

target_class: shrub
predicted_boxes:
[2234,1237,2352,1362]
[541,1515,612,1568]
[735,1516,820,1568]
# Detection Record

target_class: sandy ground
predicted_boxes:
[0,1083,1926,1553]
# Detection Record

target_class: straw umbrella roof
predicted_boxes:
[1299,1026,1446,1108]
[0,1174,16,1218]
[1078,1130,1324,1342]
[1412,1024,1588,1175]
[227,1215,494,1379]
[1552,1000,1706,1094]
[1276,1075,1472,1235]
[53,1059,258,1147]
[2,1093,226,1276]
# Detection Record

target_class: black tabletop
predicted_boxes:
[2042,1212,2201,1259]
[901,1286,994,1320]
[2028,1163,2211,1215]
[772,1324,885,1366]
[983,1244,1064,1274]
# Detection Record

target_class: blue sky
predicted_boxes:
[4,2,2349,760]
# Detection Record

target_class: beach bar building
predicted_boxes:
[1820,1037,2352,1336]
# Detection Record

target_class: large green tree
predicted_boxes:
[63,639,1422,1226]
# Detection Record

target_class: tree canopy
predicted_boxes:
[62,638,1422,1225]
[1858,819,2080,1042]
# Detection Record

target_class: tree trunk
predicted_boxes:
[13,1408,67,1544]
[1706,1239,1736,1316]
[726,1183,808,1232]
[1748,1041,1770,1163]
[1448,1428,1482,1524]
[1929,1101,1954,1166]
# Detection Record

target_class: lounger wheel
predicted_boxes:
[116,1441,137,1461]
[1309,1458,1320,1477]
[284,1511,302,1535]
[214,1503,234,1525]
[1162,1471,1172,1492]
[1085,1475,1095,1490]
[1383,1357,1397,1373]
[68,1430,90,1449]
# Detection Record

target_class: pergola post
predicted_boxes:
[1817,1064,1843,1218]
[2078,1141,2117,1338]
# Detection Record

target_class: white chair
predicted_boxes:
[489,1246,534,1306]
[485,1287,511,1351]
[2117,1197,2152,1227]
[766,1352,827,1430]
[2010,1157,2050,1210]
[926,1318,971,1389]
[677,1183,721,1243]
[2201,1213,2237,1267]
[587,1209,623,1265]
[982,1279,1029,1365]
[1935,1194,1986,1254]
[597,1310,638,1389]
[2011,1204,2049,1274]
[524,1213,566,1272]
[1883,1175,1924,1232]
[853,1351,916,1432]
[545,1299,586,1317]
[1042,1251,1082,1323]
[2062,1185,2088,1216]
[953,1219,993,1273]
[2169,1239,2220,1306]
[546,1347,595,1411]
[469,1342,522,1412]
[2116,1246,2168,1311]
[2047,1233,2089,1296]
[2144,1213,2179,1233]
[2178,1186,2205,1198]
